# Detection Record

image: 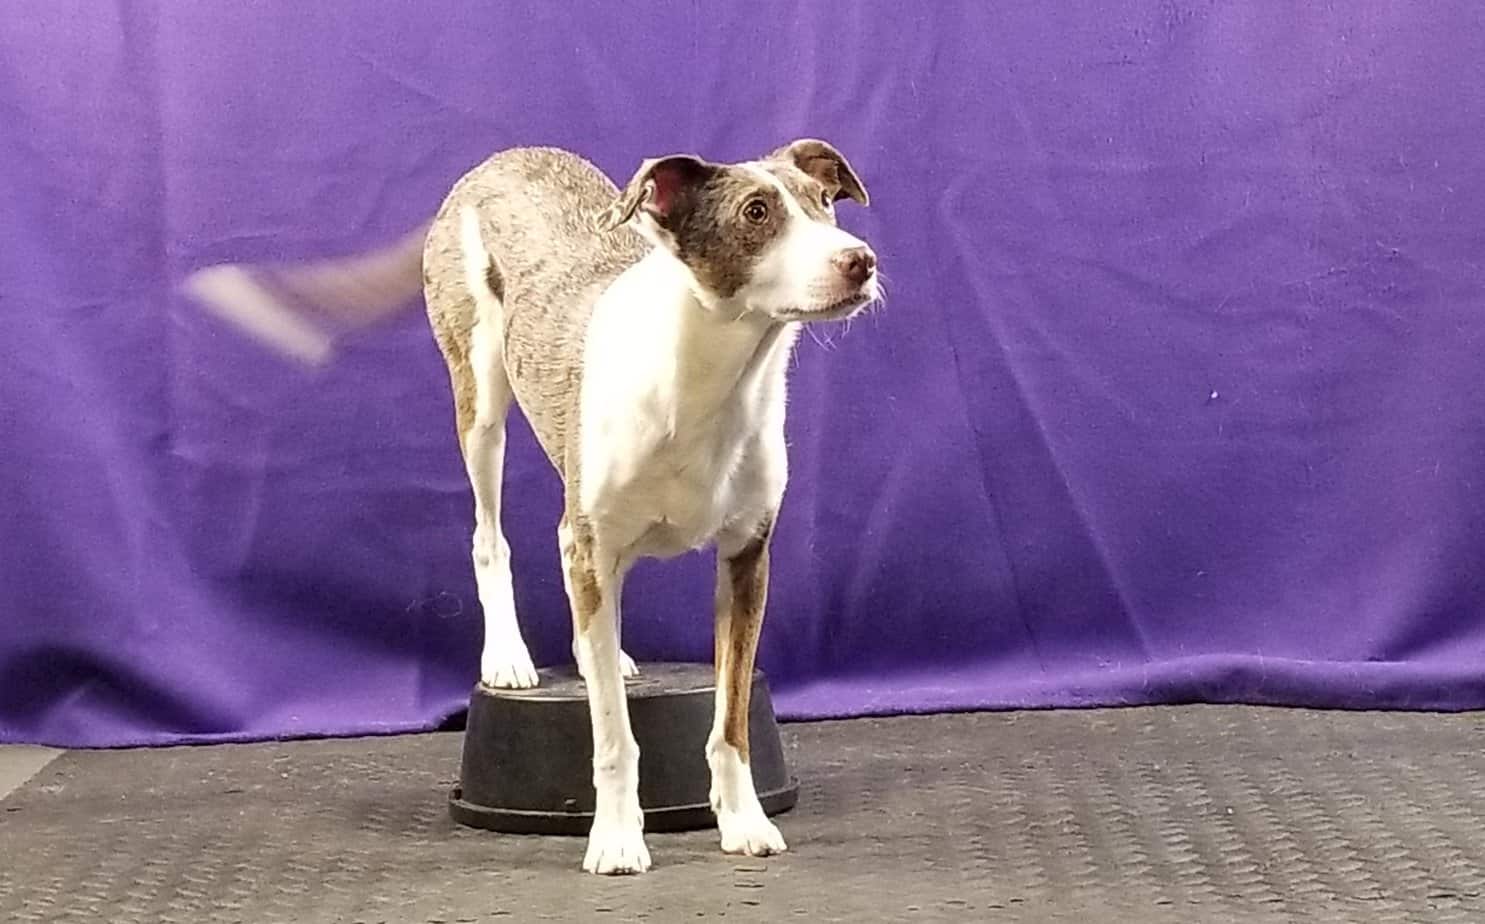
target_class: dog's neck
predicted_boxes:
[612,250,796,435]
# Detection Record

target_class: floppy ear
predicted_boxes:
[595,154,716,233]
[770,138,869,206]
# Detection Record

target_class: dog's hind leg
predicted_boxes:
[573,600,639,680]
[458,208,538,689]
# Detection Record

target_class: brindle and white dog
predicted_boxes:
[422,140,877,874]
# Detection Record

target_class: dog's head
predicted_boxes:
[596,139,878,322]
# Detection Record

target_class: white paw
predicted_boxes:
[573,642,640,681]
[716,809,787,857]
[583,823,652,875]
[480,647,539,690]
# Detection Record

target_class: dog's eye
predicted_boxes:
[743,199,769,223]
[820,190,834,208]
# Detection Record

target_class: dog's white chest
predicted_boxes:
[585,380,768,557]
[652,429,755,550]
[575,259,788,558]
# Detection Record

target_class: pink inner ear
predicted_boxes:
[648,165,683,216]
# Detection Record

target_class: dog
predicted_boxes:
[420,140,877,874]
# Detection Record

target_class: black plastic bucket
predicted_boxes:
[448,662,798,834]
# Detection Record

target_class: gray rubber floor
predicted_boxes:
[3,707,1484,922]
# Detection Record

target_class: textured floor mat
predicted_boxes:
[4,707,1485,922]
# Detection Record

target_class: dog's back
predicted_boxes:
[423,147,645,473]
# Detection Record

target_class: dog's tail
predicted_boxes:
[179,222,430,365]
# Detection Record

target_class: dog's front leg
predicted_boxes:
[561,515,650,875]
[708,518,788,857]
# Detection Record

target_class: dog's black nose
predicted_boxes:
[832,247,877,287]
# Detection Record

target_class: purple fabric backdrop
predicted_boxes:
[4,3,1485,747]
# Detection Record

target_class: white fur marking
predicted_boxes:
[709,739,787,856]
[583,817,651,875]
[576,253,793,558]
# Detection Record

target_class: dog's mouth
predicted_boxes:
[772,288,877,324]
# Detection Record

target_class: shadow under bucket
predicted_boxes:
[449,663,798,835]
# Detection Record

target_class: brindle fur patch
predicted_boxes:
[565,517,602,633]
[483,257,504,304]
[448,351,478,451]
[719,517,774,760]
[760,163,837,224]
[728,533,768,622]
[669,170,788,299]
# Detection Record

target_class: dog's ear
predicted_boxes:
[770,138,869,206]
[596,155,715,234]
